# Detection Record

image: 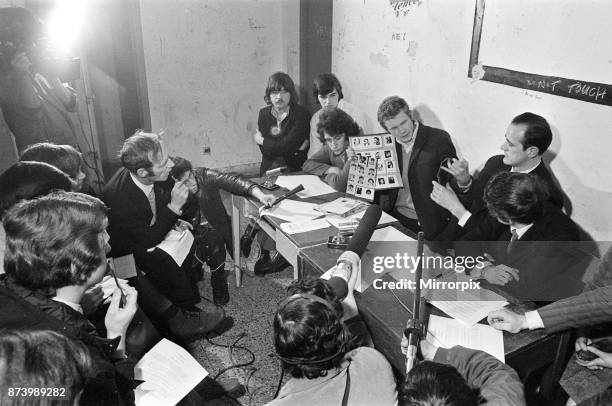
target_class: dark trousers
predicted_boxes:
[129,269,173,319]
[392,209,421,236]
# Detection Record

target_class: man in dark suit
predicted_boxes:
[457,172,582,301]
[103,131,229,340]
[376,96,456,240]
[431,112,564,240]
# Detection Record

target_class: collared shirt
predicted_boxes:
[130,172,154,197]
[511,223,533,240]
[53,297,83,314]
[510,159,541,174]
[395,121,419,219]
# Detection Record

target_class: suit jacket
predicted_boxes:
[378,123,456,240]
[103,168,178,258]
[458,204,583,301]
[538,285,612,334]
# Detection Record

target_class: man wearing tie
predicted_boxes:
[104,131,229,341]
[456,172,581,301]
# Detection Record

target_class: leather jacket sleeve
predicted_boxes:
[195,167,257,197]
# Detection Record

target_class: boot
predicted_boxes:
[162,305,233,341]
[211,269,230,306]
[254,250,289,276]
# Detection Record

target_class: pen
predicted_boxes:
[107,260,126,307]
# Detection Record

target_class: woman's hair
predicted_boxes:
[20,143,83,180]
[312,73,344,100]
[316,108,361,143]
[264,71,299,106]
[273,293,352,379]
[3,191,108,290]
[169,156,193,180]
[0,329,92,406]
[0,161,71,216]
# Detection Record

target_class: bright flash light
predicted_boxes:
[45,0,86,54]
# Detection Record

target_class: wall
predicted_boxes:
[332,0,612,240]
[139,0,300,172]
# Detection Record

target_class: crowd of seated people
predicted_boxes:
[0,68,609,406]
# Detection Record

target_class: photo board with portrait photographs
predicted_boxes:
[346,133,403,201]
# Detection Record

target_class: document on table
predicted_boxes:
[279,218,331,234]
[154,229,194,267]
[427,314,505,362]
[134,339,209,406]
[275,175,336,198]
[260,200,324,223]
[325,210,398,229]
[371,226,416,242]
[430,298,508,326]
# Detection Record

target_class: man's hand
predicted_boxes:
[326,167,342,176]
[439,158,471,187]
[481,264,519,285]
[81,286,104,316]
[430,181,468,219]
[575,336,592,352]
[253,130,264,146]
[169,181,189,212]
[345,148,356,160]
[584,346,612,370]
[251,187,276,208]
[104,286,138,340]
[400,338,438,360]
[174,219,193,231]
[487,308,528,333]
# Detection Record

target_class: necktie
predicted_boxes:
[507,229,519,254]
[147,189,157,226]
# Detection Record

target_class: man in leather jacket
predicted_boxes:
[169,157,274,305]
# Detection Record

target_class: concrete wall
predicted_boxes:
[140,0,301,173]
[332,0,612,240]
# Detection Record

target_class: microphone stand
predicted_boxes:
[405,231,425,373]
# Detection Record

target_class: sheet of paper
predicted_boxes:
[110,254,137,279]
[261,200,324,223]
[426,314,505,362]
[279,218,331,235]
[325,209,398,229]
[275,175,336,198]
[430,299,508,326]
[155,229,194,267]
[370,226,416,242]
[134,339,208,406]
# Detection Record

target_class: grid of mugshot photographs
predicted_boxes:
[347,134,402,201]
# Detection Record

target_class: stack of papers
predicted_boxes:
[326,209,398,229]
[260,200,324,223]
[316,197,367,217]
[275,175,336,198]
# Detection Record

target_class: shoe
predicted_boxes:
[255,250,290,276]
[211,269,230,306]
[165,306,231,341]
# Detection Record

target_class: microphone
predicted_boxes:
[331,205,382,299]
[270,184,304,207]
[405,231,426,373]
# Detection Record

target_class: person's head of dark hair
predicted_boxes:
[273,293,352,379]
[316,108,361,144]
[0,329,92,406]
[312,73,343,101]
[510,112,552,155]
[287,278,343,316]
[169,156,192,180]
[377,96,412,131]
[398,361,480,406]
[20,142,83,180]
[0,161,72,216]
[119,130,163,174]
[0,7,45,73]
[264,71,299,106]
[3,191,108,291]
[484,172,549,225]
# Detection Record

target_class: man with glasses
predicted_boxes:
[376,96,457,239]
[302,108,361,192]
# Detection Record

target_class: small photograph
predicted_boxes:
[358,175,365,184]
[359,155,367,164]
[364,188,373,198]
[386,160,395,171]
[367,167,376,176]
[387,175,397,185]
[362,152,371,158]
[362,138,371,147]
[374,151,382,159]
[376,162,386,173]
[350,163,358,171]
[358,166,365,174]
[384,150,392,159]
[373,136,381,146]
[384,135,394,145]
[352,138,361,148]
[377,177,386,186]
[366,177,375,186]
[347,183,355,193]
[369,157,377,166]
[356,186,363,196]
[349,173,356,181]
